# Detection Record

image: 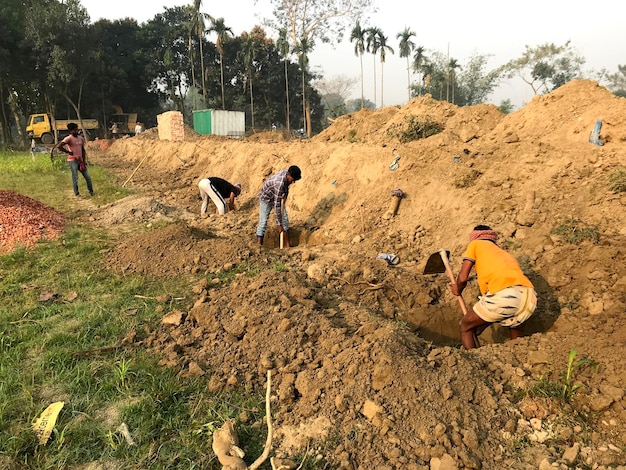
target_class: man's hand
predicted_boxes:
[228,202,235,211]
[449,282,461,296]
[276,225,284,234]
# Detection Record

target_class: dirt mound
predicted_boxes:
[21,79,626,468]
[102,217,252,276]
[91,194,194,227]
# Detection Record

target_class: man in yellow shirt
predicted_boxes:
[450,225,537,349]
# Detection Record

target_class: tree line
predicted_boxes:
[0,0,325,145]
[2,0,625,147]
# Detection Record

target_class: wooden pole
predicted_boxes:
[122,154,150,187]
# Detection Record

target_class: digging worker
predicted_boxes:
[256,165,301,248]
[51,122,94,197]
[450,225,537,349]
[198,177,242,216]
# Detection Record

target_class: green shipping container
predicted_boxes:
[192,109,245,137]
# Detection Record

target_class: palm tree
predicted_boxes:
[208,17,233,110]
[365,27,381,108]
[188,0,209,107]
[294,37,311,135]
[397,27,416,102]
[276,28,291,131]
[412,46,426,96]
[240,33,256,130]
[350,21,366,109]
[376,31,394,107]
[448,58,460,104]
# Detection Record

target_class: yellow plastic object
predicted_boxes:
[32,401,65,445]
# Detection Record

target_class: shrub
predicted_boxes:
[453,169,482,188]
[386,115,442,143]
[551,219,600,244]
[608,166,626,193]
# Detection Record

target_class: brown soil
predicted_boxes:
[15,80,626,469]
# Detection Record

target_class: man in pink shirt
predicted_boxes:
[52,122,94,197]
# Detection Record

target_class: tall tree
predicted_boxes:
[239,32,257,130]
[448,58,460,104]
[276,28,292,130]
[26,0,98,140]
[0,0,32,144]
[294,37,312,134]
[499,41,585,95]
[188,0,210,108]
[350,21,367,109]
[264,0,375,129]
[142,7,193,113]
[365,26,381,108]
[208,17,233,110]
[376,30,394,107]
[313,74,357,122]
[397,27,415,102]
[412,46,426,96]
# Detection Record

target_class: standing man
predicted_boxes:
[198,177,241,216]
[256,165,301,248]
[450,225,537,349]
[51,122,94,197]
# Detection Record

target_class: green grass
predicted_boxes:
[551,219,600,244]
[0,152,272,469]
[529,350,596,403]
[0,151,131,207]
[609,166,626,193]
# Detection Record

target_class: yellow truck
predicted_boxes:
[26,113,99,144]
[109,112,138,137]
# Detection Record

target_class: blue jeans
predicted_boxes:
[69,160,94,196]
[256,200,289,237]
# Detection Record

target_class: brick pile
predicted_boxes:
[0,190,64,254]
[157,111,185,141]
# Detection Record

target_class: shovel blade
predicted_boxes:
[423,250,450,274]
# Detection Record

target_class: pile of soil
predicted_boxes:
[15,79,626,468]
[0,190,64,254]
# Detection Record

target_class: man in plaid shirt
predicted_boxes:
[256,165,302,247]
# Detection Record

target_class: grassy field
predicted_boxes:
[0,152,269,469]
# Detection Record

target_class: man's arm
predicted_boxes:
[451,259,474,296]
[50,140,70,161]
[228,192,236,211]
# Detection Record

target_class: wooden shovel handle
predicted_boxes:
[439,249,469,316]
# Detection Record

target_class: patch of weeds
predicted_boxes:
[608,166,626,193]
[510,434,532,453]
[272,260,287,272]
[396,320,410,330]
[386,115,442,143]
[453,169,482,188]
[347,129,357,143]
[561,293,580,312]
[530,350,596,403]
[209,261,261,285]
[551,219,600,244]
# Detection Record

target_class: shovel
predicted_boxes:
[423,249,469,316]
[279,198,285,249]
[423,249,479,346]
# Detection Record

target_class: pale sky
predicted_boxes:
[81,0,625,109]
